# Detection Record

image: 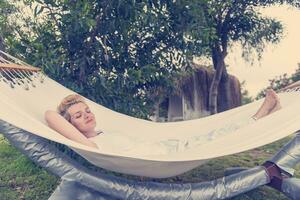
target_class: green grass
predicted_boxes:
[0,135,58,200]
[0,134,299,200]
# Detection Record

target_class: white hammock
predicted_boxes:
[0,55,300,178]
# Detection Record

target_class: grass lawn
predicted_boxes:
[0,133,299,200]
[0,135,58,200]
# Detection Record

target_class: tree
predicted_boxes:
[284,0,300,8]
[5,0,207,118]
[7,0,294,118]
[197,0,286,114]
[0,0,17,51]
[240,81,254,105]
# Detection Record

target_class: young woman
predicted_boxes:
[45,94,99,148]
[44,87,287,152]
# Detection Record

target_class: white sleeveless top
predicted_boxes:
[88,130,171,156]
[88,131,135,153]
[88,117,255,156]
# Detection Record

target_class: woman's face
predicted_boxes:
[67,102,97,134]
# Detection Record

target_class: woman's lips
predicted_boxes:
[86,118,94,124]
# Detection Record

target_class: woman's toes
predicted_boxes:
[269,89,276,96]
[265,89,272,97]
[269,100,282,114]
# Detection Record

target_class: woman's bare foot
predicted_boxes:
[268,91,282,115]
[252,89,281,120]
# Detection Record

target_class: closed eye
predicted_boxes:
[74,113,82,119]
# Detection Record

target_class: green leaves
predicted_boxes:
[11,0,189,117]
[34,5,45,17]
[202,0,285,59]
[2,0,297,118]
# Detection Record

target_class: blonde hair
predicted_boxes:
[57,94,86,121]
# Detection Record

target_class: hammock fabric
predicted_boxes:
[2,119,300,200]
[1,51,300,178]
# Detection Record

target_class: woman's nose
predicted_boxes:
[84,113,89,119]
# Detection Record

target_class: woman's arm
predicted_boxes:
[45,110,98,149]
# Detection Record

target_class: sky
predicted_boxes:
[226,4,300,97]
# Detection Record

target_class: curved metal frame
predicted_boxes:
[1,120,300,200]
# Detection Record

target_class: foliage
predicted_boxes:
[196,0,286,114]
[0,0,17,50]
[284,0,300,8]
[198,0,284,60]
[240,81,254,105]
[2,0,209,118]
[1,0,298,117]
[256,63,300,99]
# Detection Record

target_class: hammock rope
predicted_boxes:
[0,50,42,89]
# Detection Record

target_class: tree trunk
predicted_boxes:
[209,46,226,114]
[219,67,231,112]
